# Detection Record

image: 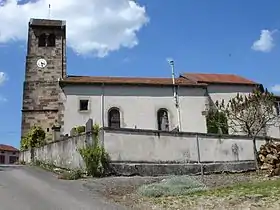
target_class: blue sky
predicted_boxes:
[0,0,280,148]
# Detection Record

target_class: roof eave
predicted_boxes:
[59,81,207,88]
[0,149,19,152]
[197,81,259,86]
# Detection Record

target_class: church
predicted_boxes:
[21,18,280,140]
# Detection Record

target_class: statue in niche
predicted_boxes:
[160,112,169,131]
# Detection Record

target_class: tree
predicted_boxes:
[20,126,46,162]
[215,88,277,169]
[20,126,46,150]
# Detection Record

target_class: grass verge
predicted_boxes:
[145,176,280,209]
[192,177,280,197]
[138,175,207,197]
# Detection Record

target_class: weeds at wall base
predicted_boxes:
[18,160,26,165]
[31,159,84,180]
[57,170,83,180]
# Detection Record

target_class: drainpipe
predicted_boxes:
[168,59,182,131]
[101,83,105,146]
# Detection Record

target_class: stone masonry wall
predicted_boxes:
[21,111,59,141]
[21,81,65,139]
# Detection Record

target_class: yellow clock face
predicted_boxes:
[37,58,47,68]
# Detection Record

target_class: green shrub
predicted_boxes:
[78,124,110,177]
[33,159,83,180]
[20,126,46,150]
[32,159,56,171]
[19,160,26,165]
[206,110,229,134]
[76,126,86,134]
[58,169,83,180]
[33,159,42,166]
[70,126,86,135]
[137,176,207,197]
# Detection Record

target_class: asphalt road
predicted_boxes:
[0,165,127,210]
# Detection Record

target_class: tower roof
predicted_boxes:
[29,18,66,28]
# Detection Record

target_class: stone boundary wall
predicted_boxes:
[102,128,273,164]
[20,127,277,175]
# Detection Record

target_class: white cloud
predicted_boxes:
[271,84,280,93]
[0,72,7,85]
[0,0,149,57]
[251,30,277,53]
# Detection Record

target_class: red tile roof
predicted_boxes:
[0,144,19,152]
[59,73,257,87]
[60,76,207,87]
[182,73,258,85]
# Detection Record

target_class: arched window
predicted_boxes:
[47,34,56,47]
[38,33,46,47]
[108,108,121,128]
[157,109,169,131]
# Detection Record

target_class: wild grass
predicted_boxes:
[137,175,207,197]
[144,176,280,209]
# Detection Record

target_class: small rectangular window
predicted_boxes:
[79,100,89,111]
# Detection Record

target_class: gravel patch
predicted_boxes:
[192,171,265,188]
[83,171,266,209]
[84,176,166,209]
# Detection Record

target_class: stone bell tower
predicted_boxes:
[21,19,67,140]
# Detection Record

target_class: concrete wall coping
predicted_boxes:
[19,127,279,153]
[102,127,279,141]
[20,132,89,152]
